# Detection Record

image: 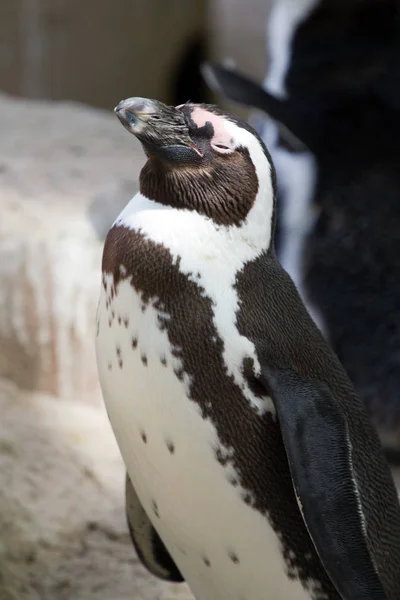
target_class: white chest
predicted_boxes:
[96,271,315,600]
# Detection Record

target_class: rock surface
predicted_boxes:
[0,377,193,600]
[0,93,141,405]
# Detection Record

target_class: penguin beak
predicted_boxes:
[114,97,198,157]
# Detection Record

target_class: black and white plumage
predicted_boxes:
[203,0,400,457]
[95,96,400,599]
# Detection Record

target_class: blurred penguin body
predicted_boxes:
[262,0,319,318]
[203,0,400,453]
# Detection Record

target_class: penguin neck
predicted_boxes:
[139,157,259,228]
[115,185,276,270]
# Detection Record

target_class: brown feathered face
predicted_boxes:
[115,97,275,227]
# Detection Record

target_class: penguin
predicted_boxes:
[95,96,400,600]
[202,0,400,458]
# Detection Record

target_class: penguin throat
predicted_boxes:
[139,156,259,227]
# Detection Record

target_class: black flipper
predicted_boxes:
[201,62,285,117]
[125,473,184,582]
[259,365,387,600]
[201,62,316,151]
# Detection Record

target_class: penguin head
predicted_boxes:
[115,97,276,231]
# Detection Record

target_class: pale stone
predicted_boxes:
[0,93,142,404]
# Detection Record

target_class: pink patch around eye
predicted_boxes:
[190,107,233,149]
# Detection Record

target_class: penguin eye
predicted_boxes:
[211,142,234,154]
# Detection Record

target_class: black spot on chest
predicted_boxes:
[228,550,240,564]
[202,556,211,567]
[151,499,160,518]
[166,439,175,454]
[102,226,339,598]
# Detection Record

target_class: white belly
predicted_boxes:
[96,276,314,600]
